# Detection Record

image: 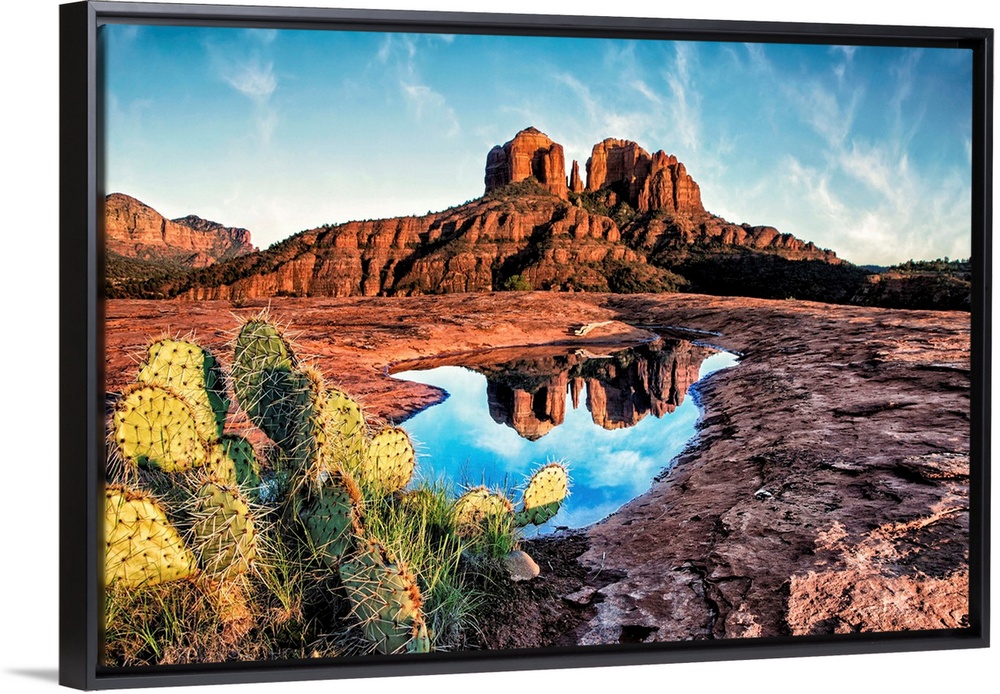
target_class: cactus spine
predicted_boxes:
[514,462,570,527]
[322,386,368,465]
[231,319,300,448]
[138,338,228,443]
[299,469,364,568]
[112,384,208,472]
[453,486,514,536]
[191,481,257,580]
[339,540,430,654]
[222,435,262,490]
[105,485,197,587]
[360,426,416,495]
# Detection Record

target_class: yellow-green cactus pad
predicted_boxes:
[203,442,238,487]
[138,338,228,443]
[321,387,367,465]
[300,469,364,568]
[515,462,570,527]
[453,486,514,536]
[287,366,336,470]
[104,486,197,588]
[339,540,429,654]
[360,426,416,495]
[191,481,257,579]
[112,384,208,472]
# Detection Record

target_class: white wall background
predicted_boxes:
[2,1,995,692]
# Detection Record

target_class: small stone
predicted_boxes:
[754,487,773,500]
[504,550,541,582]
[563,586,598,605]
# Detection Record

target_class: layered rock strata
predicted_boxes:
[106,193,255,267]
[134,126,840,300]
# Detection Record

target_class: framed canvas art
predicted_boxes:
[60,1,991,689]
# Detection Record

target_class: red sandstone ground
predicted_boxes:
[105,292,972,645]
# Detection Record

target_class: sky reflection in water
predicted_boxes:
[393,345,738,532]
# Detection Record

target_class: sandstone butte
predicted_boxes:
[121,126,840,301]
[105,192,257,268]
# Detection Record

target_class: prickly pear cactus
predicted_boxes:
[191,481,257,580]
[204,443,238,486]
[105,485,197,587]
[231,318,301,447]
[339,540,430,654]
[360,426,416,495]
[299,469,364,568]
[112,384,208,472]
[322,387,367,465]
[221,435,262,490]
[287,366,339,470]
[138,338,228,443]
[514,462,570,527]
[453,486,514,536]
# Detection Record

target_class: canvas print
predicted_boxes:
[99,21,973,667]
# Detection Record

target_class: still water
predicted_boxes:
[391,338,738,531]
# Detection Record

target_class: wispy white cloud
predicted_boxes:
[222,59,277,103]
[778,141,970,264]
[375,35,460,136]
[631,79,662,105]
[205,32,281,147]
[223,58,278,144]
[662,43,701,151]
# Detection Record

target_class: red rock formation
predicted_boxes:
[584,340,711,430]
[478,340,712,438]
[484,127,568,199]
[586,139,704,216]
[164,127,842,301]
[569,160,584,193]
[487,372,569,440]
[105,193,256,267]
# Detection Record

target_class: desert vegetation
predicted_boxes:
[103,312,571,665]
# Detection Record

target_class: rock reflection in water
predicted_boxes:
[391,338,737,530]
[480,338,712,440]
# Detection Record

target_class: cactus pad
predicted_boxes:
[112,384,208,472]
[321,387,368,466]
[453,487,514,536]
[300,469,364,568]
[204,443,238,486]
[138,338,228,443]
[360,426,416,495]
[232,319,301,447]
[191,481,257,579]
[222,435,262,490]
[515,462,570,527]
[339,540,430,654]
[105,486,197,588]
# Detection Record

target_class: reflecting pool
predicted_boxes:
[391,337,738,531]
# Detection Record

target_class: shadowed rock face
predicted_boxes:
[479,338,715,439]
[105,193,256,267]
[485,127,568,199]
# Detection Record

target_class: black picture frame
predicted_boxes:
[59,1,992,689]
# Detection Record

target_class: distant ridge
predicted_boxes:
[107,128,972,310]
[105,193,256,268]
[154,127,849,302]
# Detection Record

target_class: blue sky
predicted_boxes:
[101,24,973,265]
